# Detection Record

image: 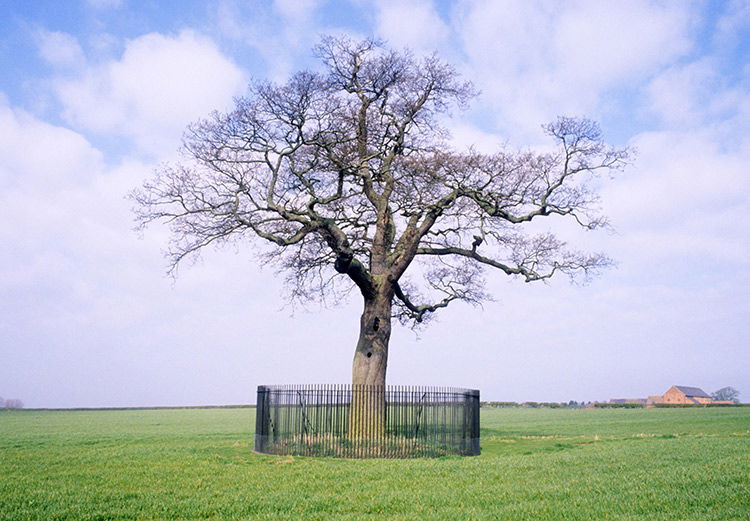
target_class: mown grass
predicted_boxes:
[0,407,748,520]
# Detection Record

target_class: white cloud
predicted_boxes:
[446,121,508,152]
[51,30,247,158]
[454,0,695,140]
[645,56,750,152]
[216,0,326,82]
[646,59,721,127]
[552,1,693,87]
[0,100,135,294]
[598,127,750,280]
[35,30,85,69]
[373,0,449,52]
[714,0,750,49]
[0,101,103,191]
[625,130,747,216]
[274,0,320,27]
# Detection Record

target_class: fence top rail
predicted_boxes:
[258,384,479,395]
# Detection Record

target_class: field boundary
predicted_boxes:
[8,404,256,412]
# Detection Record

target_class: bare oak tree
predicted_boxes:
[133,36,628,396]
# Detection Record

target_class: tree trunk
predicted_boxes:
[352,291,392,386]
[349,289,392,445]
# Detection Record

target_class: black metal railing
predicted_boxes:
[254,384,480,458]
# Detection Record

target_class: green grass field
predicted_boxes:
[1,407,748,520]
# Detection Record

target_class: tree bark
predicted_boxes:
[349,287,393,444]
[352,291,392,386]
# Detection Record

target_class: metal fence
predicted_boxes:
[254,384,480,458]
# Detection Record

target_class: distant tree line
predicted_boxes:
[1,397,24,409]
[481,401,592,409]
[654,403,748,408]
[594,402,645,409]
[482,394,744,409]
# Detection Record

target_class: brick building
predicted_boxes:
[613,385,735,407]
[659,385,714,405]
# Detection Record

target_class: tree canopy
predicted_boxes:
[133,36,629,388]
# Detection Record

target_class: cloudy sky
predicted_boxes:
[1,0,748,408]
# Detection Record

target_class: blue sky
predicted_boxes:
[1,0,748,407]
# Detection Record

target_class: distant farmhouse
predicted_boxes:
[659,386,714,405]
[613,385,735,408]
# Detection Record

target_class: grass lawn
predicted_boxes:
[0,406,748,520]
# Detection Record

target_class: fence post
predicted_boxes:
[254,385,269,453]
[469,389,480,456]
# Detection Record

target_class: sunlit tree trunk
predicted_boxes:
[349,288,392,445]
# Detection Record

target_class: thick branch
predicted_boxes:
[393,281,455,322]
[417,246,544,281]
[318,220,375,300]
